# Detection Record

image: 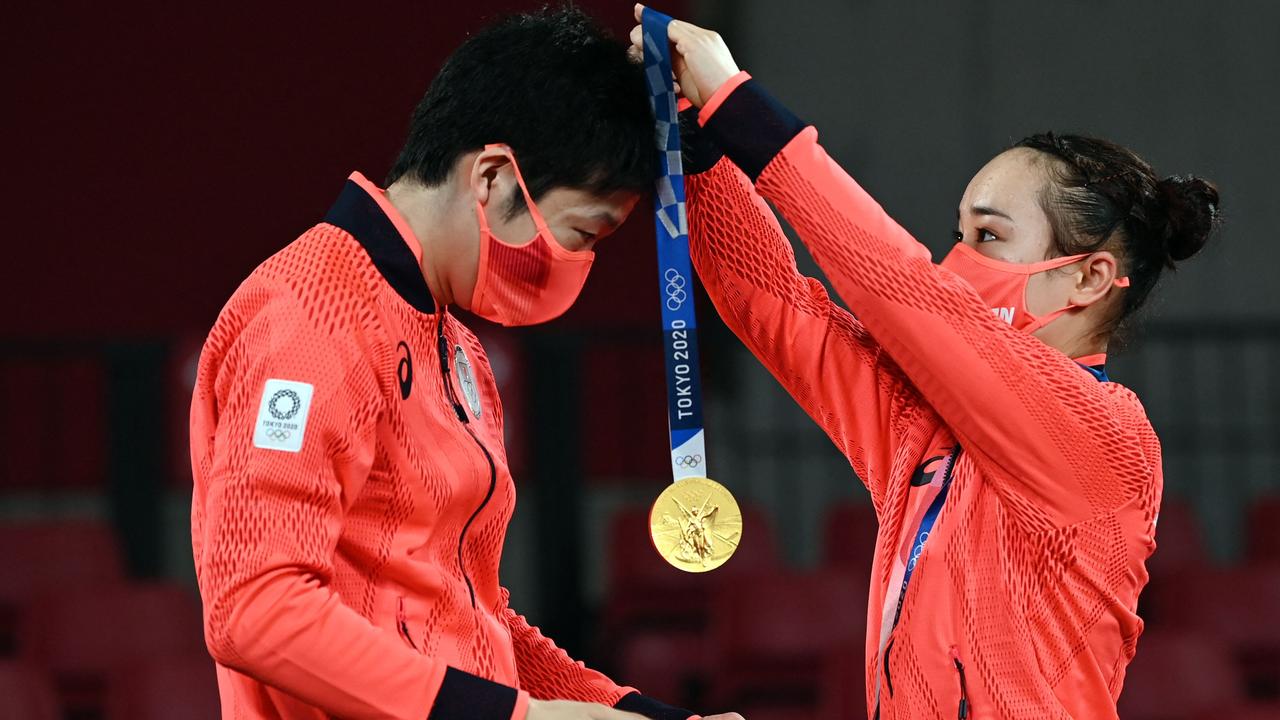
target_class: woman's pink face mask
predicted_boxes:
[941,242,1129,333]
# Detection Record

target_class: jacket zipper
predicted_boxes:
[397,596,419,651]
[877,446,964,718]
[943,452,968,720]
[949,646,971,719]
[437,310,496,610]
[883,637,895,698]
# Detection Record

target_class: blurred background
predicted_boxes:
[2,1,1277,718]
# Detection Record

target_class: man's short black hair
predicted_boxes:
[387,7,656,210]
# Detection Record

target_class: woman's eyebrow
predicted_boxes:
[969,205,1013,221]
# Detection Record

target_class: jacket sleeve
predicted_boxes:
[698,75,1155,527]
[192,291,528,720]
[500,590,694,719]
[687,131,921,510]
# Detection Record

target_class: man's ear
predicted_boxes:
[467,146,515,208]
[1069,251,1121,308]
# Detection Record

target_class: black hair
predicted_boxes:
[1014,132,1221,336]
[386,6,655,217]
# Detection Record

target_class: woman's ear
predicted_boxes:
[1069,251,1121,308]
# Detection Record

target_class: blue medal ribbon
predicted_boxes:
[892,449,959,628]
[642,8,708,482]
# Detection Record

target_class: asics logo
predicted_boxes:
[910,455,947,487]
[396,341,413,400]
[664,268,687,311]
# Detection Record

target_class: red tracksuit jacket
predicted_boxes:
[189,172,688,720]
[687,73,1162,719]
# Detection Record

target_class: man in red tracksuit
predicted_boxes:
[190,8,743,720]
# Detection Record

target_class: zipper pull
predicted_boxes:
[397,597,419,651]
[436,307,452,371]
[437,332,451,371]
[950,646,970,719]
[436,318,470,423]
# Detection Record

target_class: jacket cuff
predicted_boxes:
[511,690,531,720]
[699,77,808,183]
[427,667,521,720]
[697,70,752,126]
[679,105,724,176]
[614,691,697,720]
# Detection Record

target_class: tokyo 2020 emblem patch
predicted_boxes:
[253,379,314,453]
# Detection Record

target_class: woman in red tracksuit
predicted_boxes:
[632,6,1219,719]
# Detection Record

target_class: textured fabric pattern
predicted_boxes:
[501,589,633,706]
[687,123,1162,719]
[190,177,635,719]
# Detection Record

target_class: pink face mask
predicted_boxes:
[469,145,595,327]
[940,242,1130,334]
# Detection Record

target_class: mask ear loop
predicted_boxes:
[1047,252,1132,287]
[483,143,596,262]
[484,143,550,233]
[1024,261,1132,334]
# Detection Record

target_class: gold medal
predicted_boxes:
[649,476,742,573]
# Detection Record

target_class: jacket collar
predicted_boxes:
[324,171,436,314]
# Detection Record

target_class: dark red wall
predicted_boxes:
[3,2,687,489]
[3,1,671,339]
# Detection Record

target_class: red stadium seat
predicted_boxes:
[1142,498,1212,627]
[603,503,780,638]
[1199,703,1280,720]
[19,582,205,716]
[709,570,866,716]
[603,503,781,709]
[821,500,877,571]
[0,660,60,720]
[0,521,125,603]
[1187,566,1280,700]
[1148,498,1210,577]
[818,643,867,720]
[1117,630,1244,719]
[106,653,220,720]
[1246,495,1280,567]
[615,630,708,709]
[0,520,124,654]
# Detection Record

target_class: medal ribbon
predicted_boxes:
[642,8,708,482]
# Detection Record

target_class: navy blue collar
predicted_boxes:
[324,176,436,315]
[1078,362,1109,383]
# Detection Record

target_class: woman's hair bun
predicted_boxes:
[1156,175,1220,263]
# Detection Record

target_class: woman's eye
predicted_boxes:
[978,229,998,243]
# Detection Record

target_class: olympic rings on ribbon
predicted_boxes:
[674,454,702,468]
[664,268,687,311]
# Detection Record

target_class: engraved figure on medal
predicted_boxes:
[673,495,719,563]
[650,477,742,572]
